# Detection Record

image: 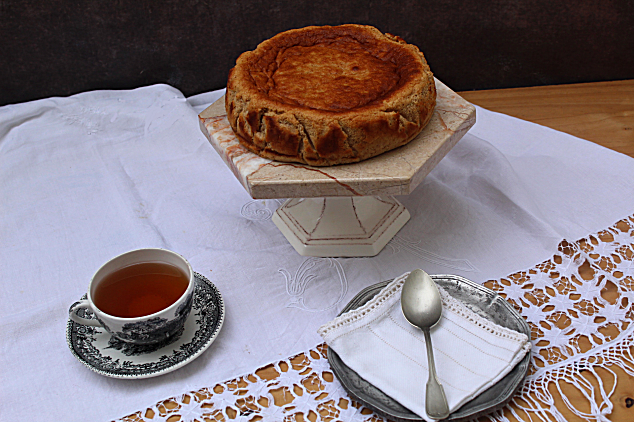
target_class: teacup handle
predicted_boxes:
[69,299,103,327]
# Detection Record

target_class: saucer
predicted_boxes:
[328,275,531,421]
[66,272,225,379]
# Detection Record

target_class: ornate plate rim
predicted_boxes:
[66,272,225,379]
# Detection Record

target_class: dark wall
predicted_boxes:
[1,0,633,106]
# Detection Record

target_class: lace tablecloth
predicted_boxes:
[1,84,633,421]
[114,215,634,422]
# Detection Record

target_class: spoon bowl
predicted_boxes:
[401,269,450,420]
[401,269,443,328]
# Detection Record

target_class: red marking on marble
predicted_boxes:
[436,106,473,120]
[265,163,363,196]
[436,112,451,132]
[225,144,250,157]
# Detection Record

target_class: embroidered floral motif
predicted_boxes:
[240,199,284,221]
[279,258,348,312]
[388,234,479,272]
[59,104,108,135]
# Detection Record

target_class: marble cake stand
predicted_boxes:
[199,79,475,257]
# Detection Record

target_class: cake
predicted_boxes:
[225,24,436,166]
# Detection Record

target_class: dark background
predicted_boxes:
[1,0,633,106]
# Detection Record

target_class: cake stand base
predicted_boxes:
[272,196,410,257]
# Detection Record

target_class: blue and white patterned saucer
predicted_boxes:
[66,272,224,379]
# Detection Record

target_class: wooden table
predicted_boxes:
[460,79,634,159]
[123,80,634,422]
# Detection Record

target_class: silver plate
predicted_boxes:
[328,275,531,421]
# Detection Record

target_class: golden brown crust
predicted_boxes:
[226,24,436,166]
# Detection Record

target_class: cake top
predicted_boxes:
[229,24,430,113]
[225,24,437,166]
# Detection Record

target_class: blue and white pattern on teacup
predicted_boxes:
[66,273,224,378]
[279,258,348,312]
[240,199,284,221]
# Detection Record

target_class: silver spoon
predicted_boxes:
[401,269,450,420]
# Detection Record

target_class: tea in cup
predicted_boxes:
[69,248,195,345]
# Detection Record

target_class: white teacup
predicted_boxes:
[69,248,195,345]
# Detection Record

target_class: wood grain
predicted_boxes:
[460,79,634,158]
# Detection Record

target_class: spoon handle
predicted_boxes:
[423,328,450,420]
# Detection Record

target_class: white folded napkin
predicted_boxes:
[318,272,531,420]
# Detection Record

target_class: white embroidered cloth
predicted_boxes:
[319,272,531,420]
[1,84,634,421]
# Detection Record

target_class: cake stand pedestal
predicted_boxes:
[272,196,410,257]
[199,79,475,257]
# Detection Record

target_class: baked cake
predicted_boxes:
[225,24,436,166]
